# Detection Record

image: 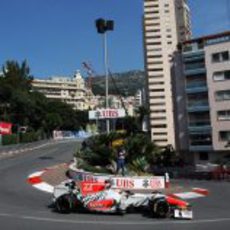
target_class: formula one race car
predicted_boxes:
[51,180,193,219]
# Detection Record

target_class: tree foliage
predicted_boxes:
[0,60,89,137]
[75,131,162,175]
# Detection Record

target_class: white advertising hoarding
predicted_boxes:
[89,109,126,120]
[111,177,165,190]
[69,169,166,190]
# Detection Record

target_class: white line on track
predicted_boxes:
[1,212,230,225]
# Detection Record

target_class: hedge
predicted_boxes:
[1,131,43,145]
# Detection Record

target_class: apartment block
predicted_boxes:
[181,31,230,163]
[32,71,94,110]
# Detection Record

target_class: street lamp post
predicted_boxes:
[95,18,114,134]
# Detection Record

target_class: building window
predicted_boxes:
[154,139,168,142]
[219,131,230,141]
[151,117,166,121]
[150,88,165,92]
[151,109,166,113]
[213,70,230,81]
[149,35,161,39]
[153,132,167,135]
[147,60,163,64]
[151,124,167,128]
[148,74,164,78]
[148,68,164,72]
[148,55,162,59]
[199,152,209,161]
[215,90,230,101]
[147,42,162,46]
[212,51,229,63]
[150,102,166,106]
[149,95,165,99]
[147,48,162,53]
[149,82,164,85]
[217,110,230,121]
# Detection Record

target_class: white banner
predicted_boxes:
[89,109,126,120]
[111,177,165,190]
[69,168,166,190]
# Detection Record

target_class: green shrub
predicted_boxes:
[2,134,18,145]
[20,132,39,143]
[75,131,162,175]
[1,131,44,145]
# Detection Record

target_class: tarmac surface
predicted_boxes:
[0,139,230,230]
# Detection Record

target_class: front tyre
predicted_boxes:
[151,198,170,218]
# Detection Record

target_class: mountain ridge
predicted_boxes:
[91,70,145,96]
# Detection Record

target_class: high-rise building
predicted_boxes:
[143,0,191,148]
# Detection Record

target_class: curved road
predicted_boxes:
[0,140,230,230]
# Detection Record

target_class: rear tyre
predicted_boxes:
[151,198,170,218]
[55,194,72,213]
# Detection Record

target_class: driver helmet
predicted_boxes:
[104,179,112,189]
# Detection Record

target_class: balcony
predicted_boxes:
[189,145,213,152]
[186,82,208,93]
[185,67,206,76]
[183,49,204,57]
[187,101,209,112]
[188,120,211,132]
[183,53,204,62]
[189,138,213,151]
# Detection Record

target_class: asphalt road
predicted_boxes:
[0,140,230,230]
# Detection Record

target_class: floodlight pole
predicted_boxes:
[103,32,110,134]
[95,18,114,134]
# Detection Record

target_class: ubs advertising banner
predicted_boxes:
[0,122,12,135]
[89,109,126,120]
[68,167,166,191]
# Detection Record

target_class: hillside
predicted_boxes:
[90,70,146,96]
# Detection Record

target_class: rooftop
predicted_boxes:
[183,31,230,45]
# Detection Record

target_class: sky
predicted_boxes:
[0,0,229,78]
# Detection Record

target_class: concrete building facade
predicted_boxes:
[32,71,94,110]
[181,31,230,163]
[143,0,191,148]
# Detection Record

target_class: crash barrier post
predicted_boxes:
[165,172,170,188]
